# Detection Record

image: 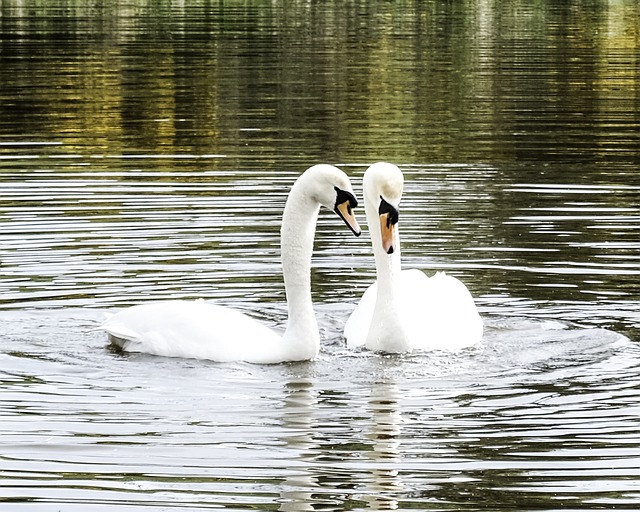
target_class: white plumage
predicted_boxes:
[345,162,482,352]
[100,164,361,364]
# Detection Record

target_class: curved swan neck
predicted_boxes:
[279,181,321,357]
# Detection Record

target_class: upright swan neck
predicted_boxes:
[365,194,402,284]
[363,175,410,353]
[279,180,321,358]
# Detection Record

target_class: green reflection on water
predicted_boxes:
[0,1,638,167]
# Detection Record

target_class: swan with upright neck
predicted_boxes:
[344,162,482,352]
[100,164,361,364]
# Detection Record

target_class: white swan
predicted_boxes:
[100,164,361,364]
[344,162,482,352]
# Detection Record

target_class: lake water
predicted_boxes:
[1,1,640,510]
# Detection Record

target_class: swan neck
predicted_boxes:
[279,186,320,357]
[364,192,410,352]
[366,196,402,284]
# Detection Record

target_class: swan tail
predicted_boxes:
[100,321,143,349]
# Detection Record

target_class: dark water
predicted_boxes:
[1,1,640,510]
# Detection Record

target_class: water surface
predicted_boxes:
[1,1,640,510]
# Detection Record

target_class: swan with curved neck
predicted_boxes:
[345,162,482,352]
[100,164,361,364]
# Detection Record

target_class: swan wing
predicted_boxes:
[344,281,378,348]
[401,270,483,350]
[100,300,281,362]
[345,270,482,352]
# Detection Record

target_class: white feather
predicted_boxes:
[99,164,360,364]
[345,162,482,352]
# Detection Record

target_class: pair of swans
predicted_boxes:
[100,162,482,363]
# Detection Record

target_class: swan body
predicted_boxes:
[345,162,482,352]
[100,164,361,364]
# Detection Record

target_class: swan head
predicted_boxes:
[364,162,403,254]
[300,164,362,236]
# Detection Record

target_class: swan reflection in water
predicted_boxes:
[364,382,404,510]
[277,376,405,511]
[278,378,319,511]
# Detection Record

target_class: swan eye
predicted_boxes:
[378,196,399,227]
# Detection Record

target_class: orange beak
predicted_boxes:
[336,200,361,237]
[379,212,396,254]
